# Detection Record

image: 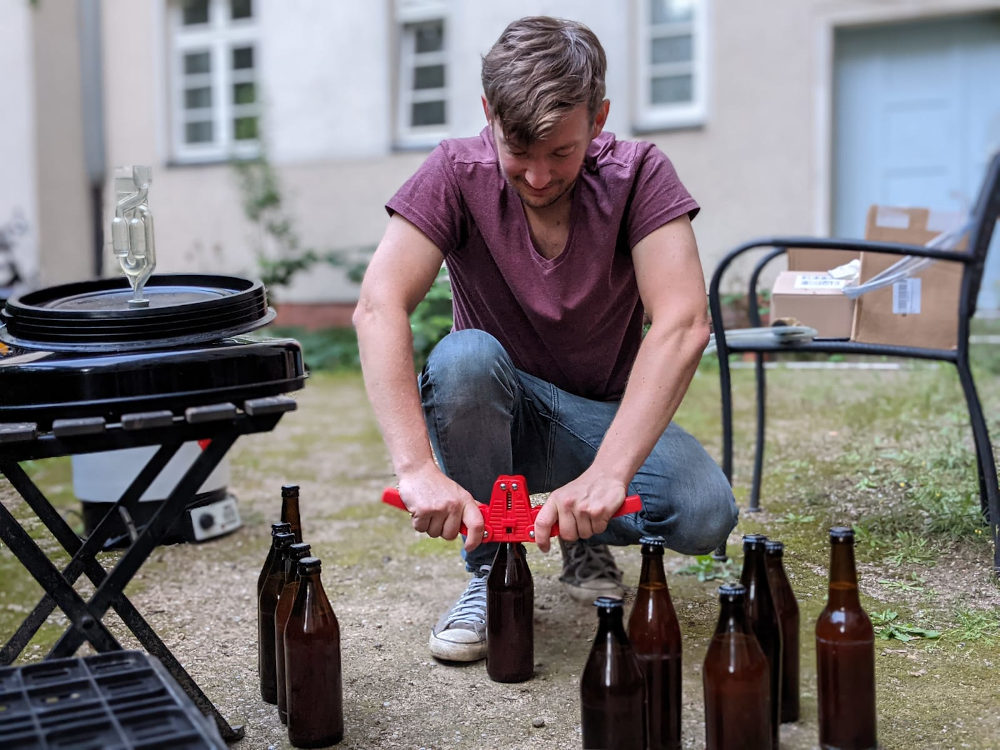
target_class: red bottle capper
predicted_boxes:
[382,474,643,543]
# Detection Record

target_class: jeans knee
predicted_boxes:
[637,475,738,556]
[423,330,515,401]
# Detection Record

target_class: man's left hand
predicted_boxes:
[532,473,627,553]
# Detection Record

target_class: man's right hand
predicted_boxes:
[397,465,486,553]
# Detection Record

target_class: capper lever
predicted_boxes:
[382,474,642,543]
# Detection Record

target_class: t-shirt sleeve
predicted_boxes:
[625,145,700,248]
[385,144,466,256]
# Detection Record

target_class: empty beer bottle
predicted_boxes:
[284,556,343,748]
[281,484,303,543]
[580,596,645,750]
[486,542,533,683]
[740,534,782,749]
[627,535,681,750]
[765,539,800,723]
[816,527,877,750]
[257,522,293,598]
[259,530,295,704]
[275,541,312,724]
[703,583,771,750]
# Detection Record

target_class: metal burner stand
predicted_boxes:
[0,394,297,742]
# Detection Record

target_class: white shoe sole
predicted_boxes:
[561,581,626,604]
[428,631,487,662]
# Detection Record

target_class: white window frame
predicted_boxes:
[634,0,709,132]
[168,0,260,163]
[395,2,449,149]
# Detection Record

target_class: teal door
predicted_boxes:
[833,13,1000,310]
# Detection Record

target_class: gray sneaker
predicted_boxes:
[559,540,625,602]
[428,565,490,662]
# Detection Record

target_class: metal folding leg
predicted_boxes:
[0,401,294,742]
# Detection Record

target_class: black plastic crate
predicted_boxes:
[0,651,226,749]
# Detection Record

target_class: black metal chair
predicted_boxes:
[708,151,1000,575]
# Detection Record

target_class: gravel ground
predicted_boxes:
[8,370,998,750]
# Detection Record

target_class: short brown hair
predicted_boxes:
[481,16,607,145]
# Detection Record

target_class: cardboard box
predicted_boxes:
[787,247,860,273]
[769,271,854,338]
[850,205,966,349]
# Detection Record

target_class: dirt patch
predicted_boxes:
[3,369,999,749]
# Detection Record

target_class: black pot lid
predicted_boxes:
[0,274,276,352]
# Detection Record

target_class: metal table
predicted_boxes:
[0,331,306,742]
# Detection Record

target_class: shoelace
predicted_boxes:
[562,543,623,584]
[444,566,490,626]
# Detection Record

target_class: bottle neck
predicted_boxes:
[827,540,861,605]
[714,596,750,636]
[297,571,327,610]
[597,607,627,639]
[741,545,769,604]
[638,550,667,587]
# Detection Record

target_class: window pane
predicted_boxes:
[185,86,212,109]
[651,74,692,104]
[182,0,209,25]
[650,0,694,24]
[651,35,692,65]
[184,51,211,75]
[414,22,444,53]
[412,100,445,126]
[232,46,254,70]
[185,121,214,143]
[233,81,256,105]
[234,116,258,140]
[413,64,445,90]
[231,0,252,20]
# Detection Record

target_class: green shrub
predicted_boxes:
[410,268,453,369]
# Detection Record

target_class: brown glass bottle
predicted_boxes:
[275,541,312,724]
[486,542,533,683]
[627,535,681,750]
[765,539,800,723]
[281,484,303,544]
[259,530,295,704]
[703,583,771,750]
[816,527,877,750]
[739,533,782,748]
[257,522,293,598]
[580,596,646,750]
[284,556,343,748]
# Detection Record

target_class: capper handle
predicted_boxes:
[381,488,642,540]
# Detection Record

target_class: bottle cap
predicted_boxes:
[289,542,311,559]
[281,484,300,497]
[274,532,295,548]
[297,556,322,574]
[718,583,746,599]
[593,596,624,609]
[270,522,292,535]
[639,535,666,548]
[764,540,784,554]
[829,526,855,541]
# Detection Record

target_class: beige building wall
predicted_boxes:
[32,0,93,286]
[30,0,999,305]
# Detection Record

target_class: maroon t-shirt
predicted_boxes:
[386,128,698,401]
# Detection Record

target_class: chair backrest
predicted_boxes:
[963,151,1000,317]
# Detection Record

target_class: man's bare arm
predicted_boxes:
[353,214,485,549]
[533,215,709,551]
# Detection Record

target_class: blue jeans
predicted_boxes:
[419,329,739,570]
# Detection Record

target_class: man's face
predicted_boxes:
[487,101,609,210]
